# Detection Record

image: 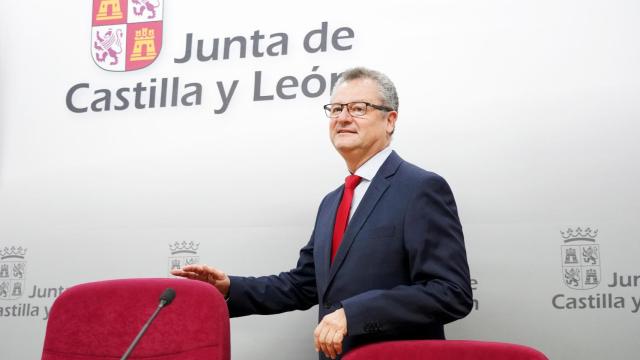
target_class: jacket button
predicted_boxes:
[323,303,331,309]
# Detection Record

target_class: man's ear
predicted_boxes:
[386,111,398,135]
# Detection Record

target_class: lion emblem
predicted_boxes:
[94,28,123,65]
[582,246,599,265]
[132,0,161,19]
[564,268,580,288]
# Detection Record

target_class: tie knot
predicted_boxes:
[345,175,362,190]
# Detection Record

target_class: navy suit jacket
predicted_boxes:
[227,151,472,358]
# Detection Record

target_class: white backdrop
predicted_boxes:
[1,1,639,359]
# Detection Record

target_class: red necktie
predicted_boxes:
[331,175,362,263]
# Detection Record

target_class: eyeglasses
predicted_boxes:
[323,102,395,118]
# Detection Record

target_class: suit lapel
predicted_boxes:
[323,151,403,294]
[316,188,342,293]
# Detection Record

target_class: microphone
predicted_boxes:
[121,288,176,360]
[159,288,176,306]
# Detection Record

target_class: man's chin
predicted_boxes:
[332,140,359,152]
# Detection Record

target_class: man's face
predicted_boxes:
[329,78,396,159]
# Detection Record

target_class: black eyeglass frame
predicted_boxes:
[323,102,395,118]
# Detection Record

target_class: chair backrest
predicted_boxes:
[342,340,549,360]
[42,278,229,360]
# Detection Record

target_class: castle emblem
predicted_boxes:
[168,241,200,274]
[0,246,27,300]
[560,227,601,290]
[91,0,163,71]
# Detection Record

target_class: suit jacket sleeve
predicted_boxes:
[340,174,473,336]
[226,235,318,317]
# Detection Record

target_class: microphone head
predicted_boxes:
[159,288,176,306]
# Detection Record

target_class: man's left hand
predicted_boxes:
[314,308,347,359]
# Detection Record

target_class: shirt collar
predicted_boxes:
[353,146,393,182]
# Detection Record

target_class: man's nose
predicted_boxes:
[335,107,353,121]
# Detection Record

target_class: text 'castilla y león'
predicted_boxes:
[66,22,355,115]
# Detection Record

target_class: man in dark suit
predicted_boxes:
[172,67,472,359]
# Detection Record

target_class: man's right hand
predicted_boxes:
[171,264,231,297]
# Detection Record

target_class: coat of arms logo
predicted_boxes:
[168,241,199,274]
[0,246,27,300]
[91,0,163,71]
[560,227,601,290]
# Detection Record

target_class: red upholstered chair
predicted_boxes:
[343,340,549,360]
[41,278,229,360]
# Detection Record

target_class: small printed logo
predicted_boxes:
[91,0,163,72]
[0,246,27,300]
[168,241,199,274]
[560,227,601,290]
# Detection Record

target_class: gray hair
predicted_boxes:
[332,67,399,112]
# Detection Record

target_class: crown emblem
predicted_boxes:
[560,226,601,290]
[0,246,27,260]
[169,241,199,255]
[561,227,598,243]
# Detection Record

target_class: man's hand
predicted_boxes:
[171,264,230,297]
[314,308,347,359]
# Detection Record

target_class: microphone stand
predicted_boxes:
[120,298,170,360]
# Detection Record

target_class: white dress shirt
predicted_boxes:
[348,146,393,221]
